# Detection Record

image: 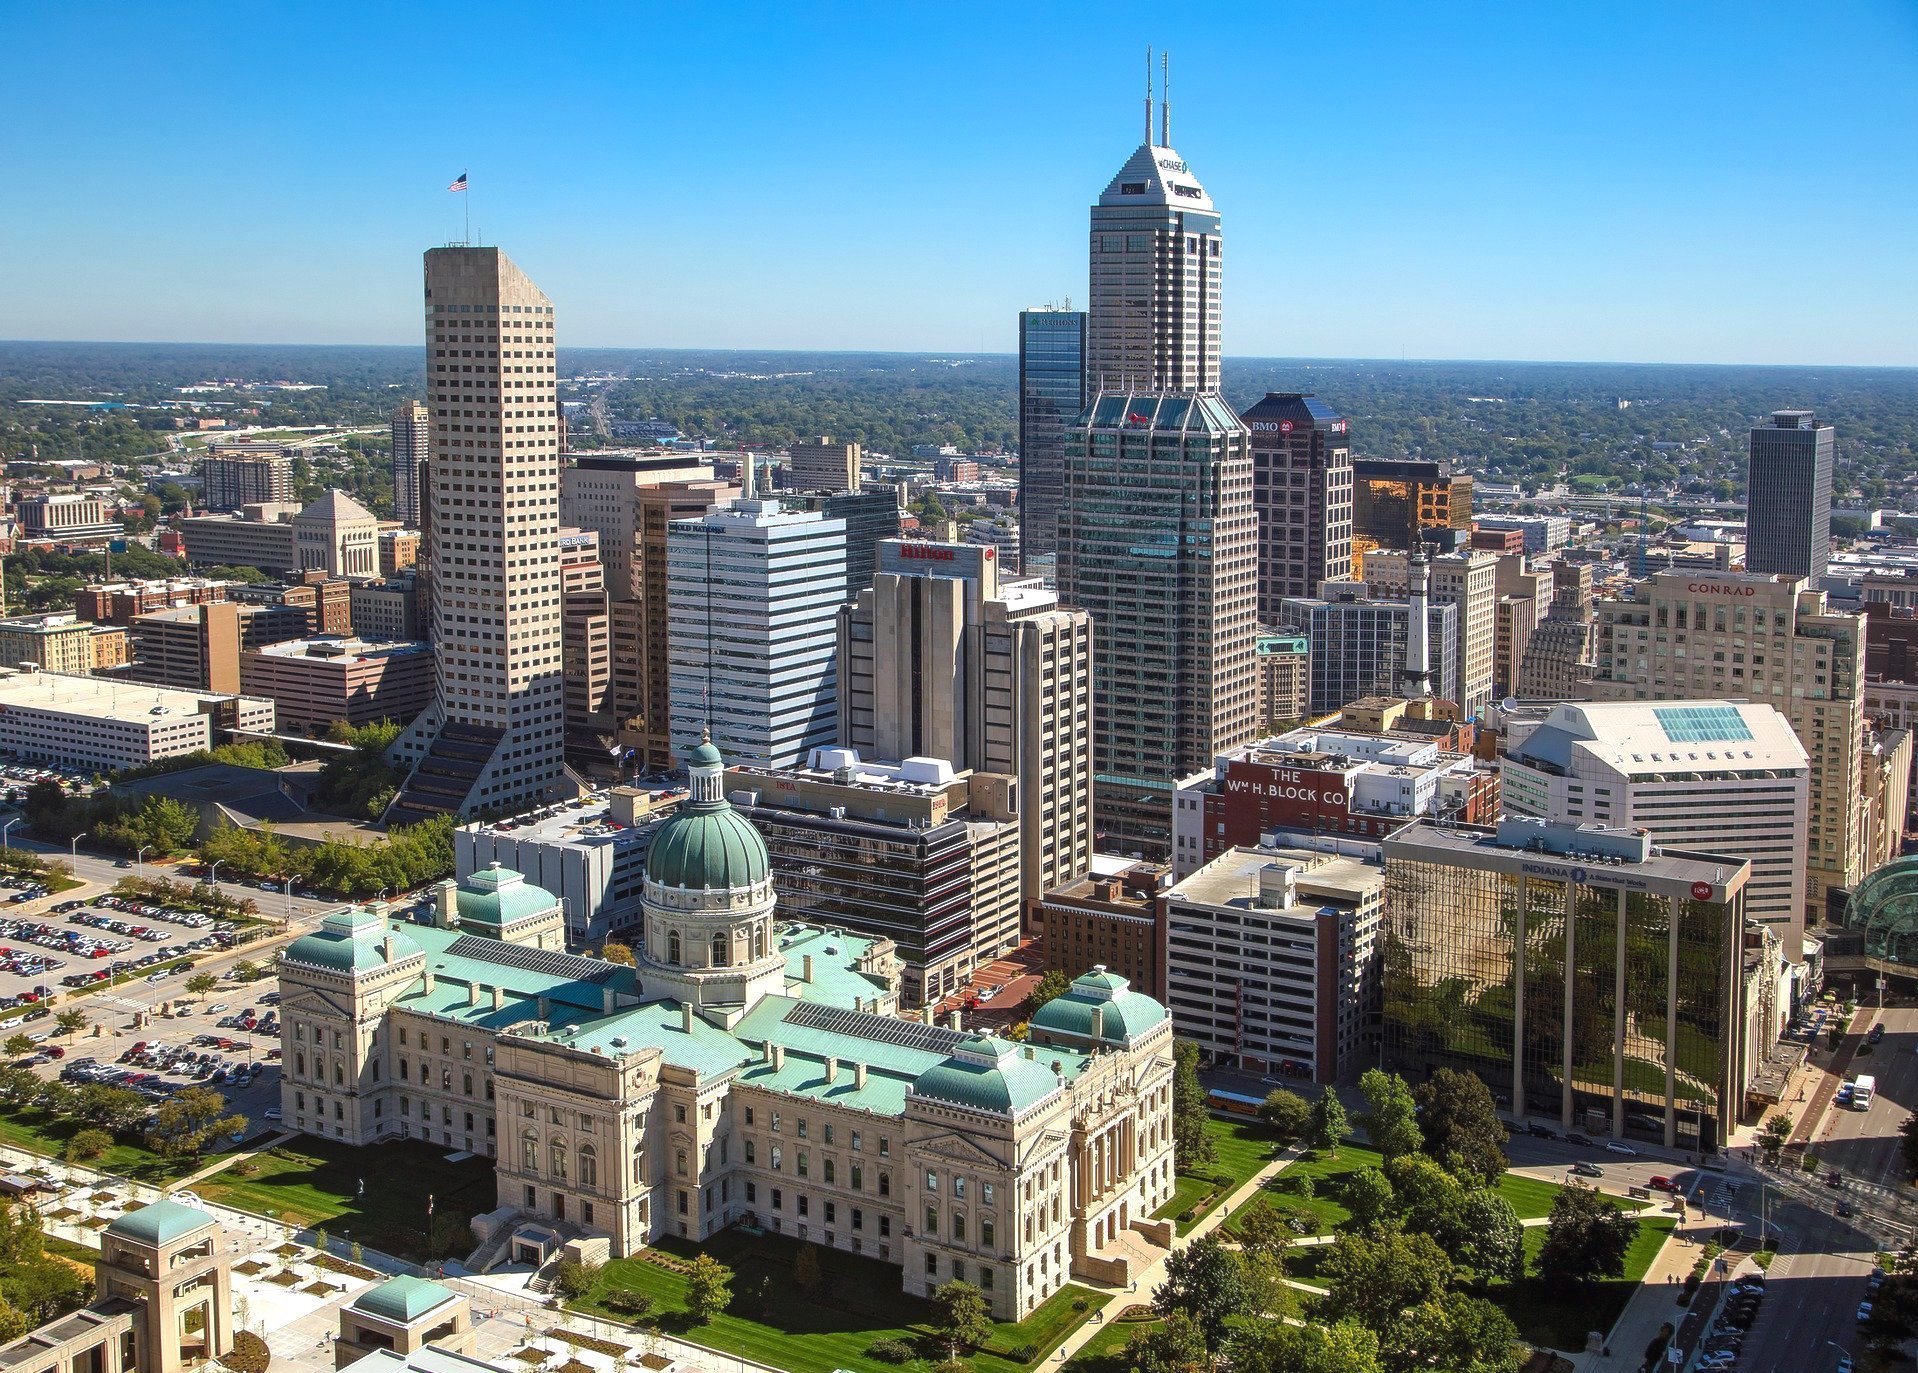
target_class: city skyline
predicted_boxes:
[4,3,1915,366]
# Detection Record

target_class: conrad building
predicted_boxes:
[388,246,567,822]
[278,742,1177,1315]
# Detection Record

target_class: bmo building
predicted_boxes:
[1169,724,1498,880]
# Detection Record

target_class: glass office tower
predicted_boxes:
[1380,819,1751,1154]
[1017,309,1086,563]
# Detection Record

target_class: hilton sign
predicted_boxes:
[900,545,956,562]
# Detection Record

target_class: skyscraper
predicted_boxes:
[387,246,566,822]
[1016,308,1086,563]
[1085,62,1220,393]
[392,400,429,527]
[1061,393,1259,859]
[1239,392,1353,618]
[839,539,1095,903]
[1745,409,1835,583]
[666,497,847,769]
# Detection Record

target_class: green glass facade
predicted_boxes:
[1381,826,1747,1153]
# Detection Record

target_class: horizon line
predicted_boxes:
[3,339,1916,373]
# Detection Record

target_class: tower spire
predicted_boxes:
[1144,45,1153,146]
[1161,51,1170,147]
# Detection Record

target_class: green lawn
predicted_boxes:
[1479,1214,1677,1352]
[1061,1307,1159,1373]
[194,1136,497,1261]
[1151,1116,1282,1235]
[1249,1139,1595,1233]
[0,1101,214,1183]
[574,1229,1109,1373]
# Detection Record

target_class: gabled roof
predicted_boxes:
[1097,142,1213,212]
[297,488,377,523]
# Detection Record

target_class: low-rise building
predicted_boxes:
[0,612,101,676]
[1163,843,1385,1085]
[1254,631,1309,731]
[1030,860,1168,1001]
[0,667,273,772]
[18,493,121,543]
[350,574,422,642]
[74,577,233,625]
[1171,724,1497,879]
[239,636,434,733]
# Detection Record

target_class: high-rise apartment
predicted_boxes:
[392,400,430,527]
[1745,409,1835,583]
[560,452,736,769]
[1085,89,1220,393]
[1363,547,1498,718]
[1588,570,1867,938]
[1517,560,1596,699]
[786,437,862,493]
[201,452,293,511]
[1061,392,1258,859]
[1239,393,1353,618]
[1501,700,1810,943]
[387,246,566,822]
[839,539,1094,903]
[1017,308,1087,563]
[666,498,847,769]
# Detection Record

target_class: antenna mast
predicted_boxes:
[1161,52,1170,146]
[1144,46,1153,145]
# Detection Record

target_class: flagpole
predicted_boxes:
[464,180,470,246]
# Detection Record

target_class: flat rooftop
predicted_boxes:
[1382,821,1749,901]
[0,668,261,722]
[1170,845,1382,911]
[464,786,686,850]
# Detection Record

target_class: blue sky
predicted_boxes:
[5,1,1916,364]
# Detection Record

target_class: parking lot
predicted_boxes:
[0,890,257,1015]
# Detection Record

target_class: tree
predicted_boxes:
[1308,1090,1349,1156]
[1027,968,1071,1011]
[1232,1319,1382,1373]
[185,972,219,996]
[1319,1230,1453,1334]
[1412,1068,1508,1186]
[929,1280,992,1357]
[1382,1293,1521,1373]
[1151,1234,1248,1351]
[1257,1088,1312,1142]
[600,941,636,967]
[65,1128,112,1162]
[3,1034,31,1059]
[1171,1039,1214,1167]
[553,1258,601,1300]
[73,1085,146,1132]
[1235,1202,1295,1261]
[146,1086,248,1157]
[685,1254,732,1324]
[1454,1189,1525,1283]
[1343,1166,1397,1232]
[1535,1187,1637,1290]
[54,1009,86,1040]
[1125,1311,1210,1373]
[1358,1069,1423,1161]
[792,1242,823,1291]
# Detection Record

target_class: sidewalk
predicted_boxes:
[1573,1210,1733,1372]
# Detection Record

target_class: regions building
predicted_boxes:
[393,400,430,527]
[1500,700,1810,949]
[725,749,1021,1008]
[1589,570,1867,935]
[0,612,101,676]
[0,667,273,771]
[1171,723,1497,879]
[1351,458,1471,552]
[240,636,435,733]
[278,742,1176,1314]
[1381,817,1753,1152]
[1163,844,1385,1085]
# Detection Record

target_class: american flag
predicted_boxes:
[447,172,468,193]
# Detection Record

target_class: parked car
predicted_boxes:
[1566,1132,1593,1146]
[1604,1140,1638,1156]
[1571,1162,1604,1178]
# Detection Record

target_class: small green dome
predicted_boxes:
[106,1199,214,1246]
[455,864,558,932]
[1029,967,1168,1044]
[646,803,770,891]
[686,739,724,770]
[353,1275,459,1324]
[283,909,420,974]
[911,1036,1062,1116]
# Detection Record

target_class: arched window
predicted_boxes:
[667,930,681,964]
[522,1132,539,1171]
[754,926,766,959]
[770,1145,783,1172]
[578,1144,597,1189]
[711,932,727,967]
[550,1140,569,1179]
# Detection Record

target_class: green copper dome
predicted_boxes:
[911,1036,1062,1116]
[1029,967,1168,1044]
[646,804,770,891]
[283,908,421,974]
[686,738,724,770]
[353,1275,459,1324]
[454,864,558,932]
[106,1199,214,1246]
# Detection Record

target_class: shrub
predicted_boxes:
[1071,1297,1089,1313]
[602,1289,653,1319]
[864,1338,917,1364]
[229,1159,260,1178]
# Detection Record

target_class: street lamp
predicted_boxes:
[68,834,78,861]
[208,860,224,888]
[136,845,151,878]
[0,817,19,850]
